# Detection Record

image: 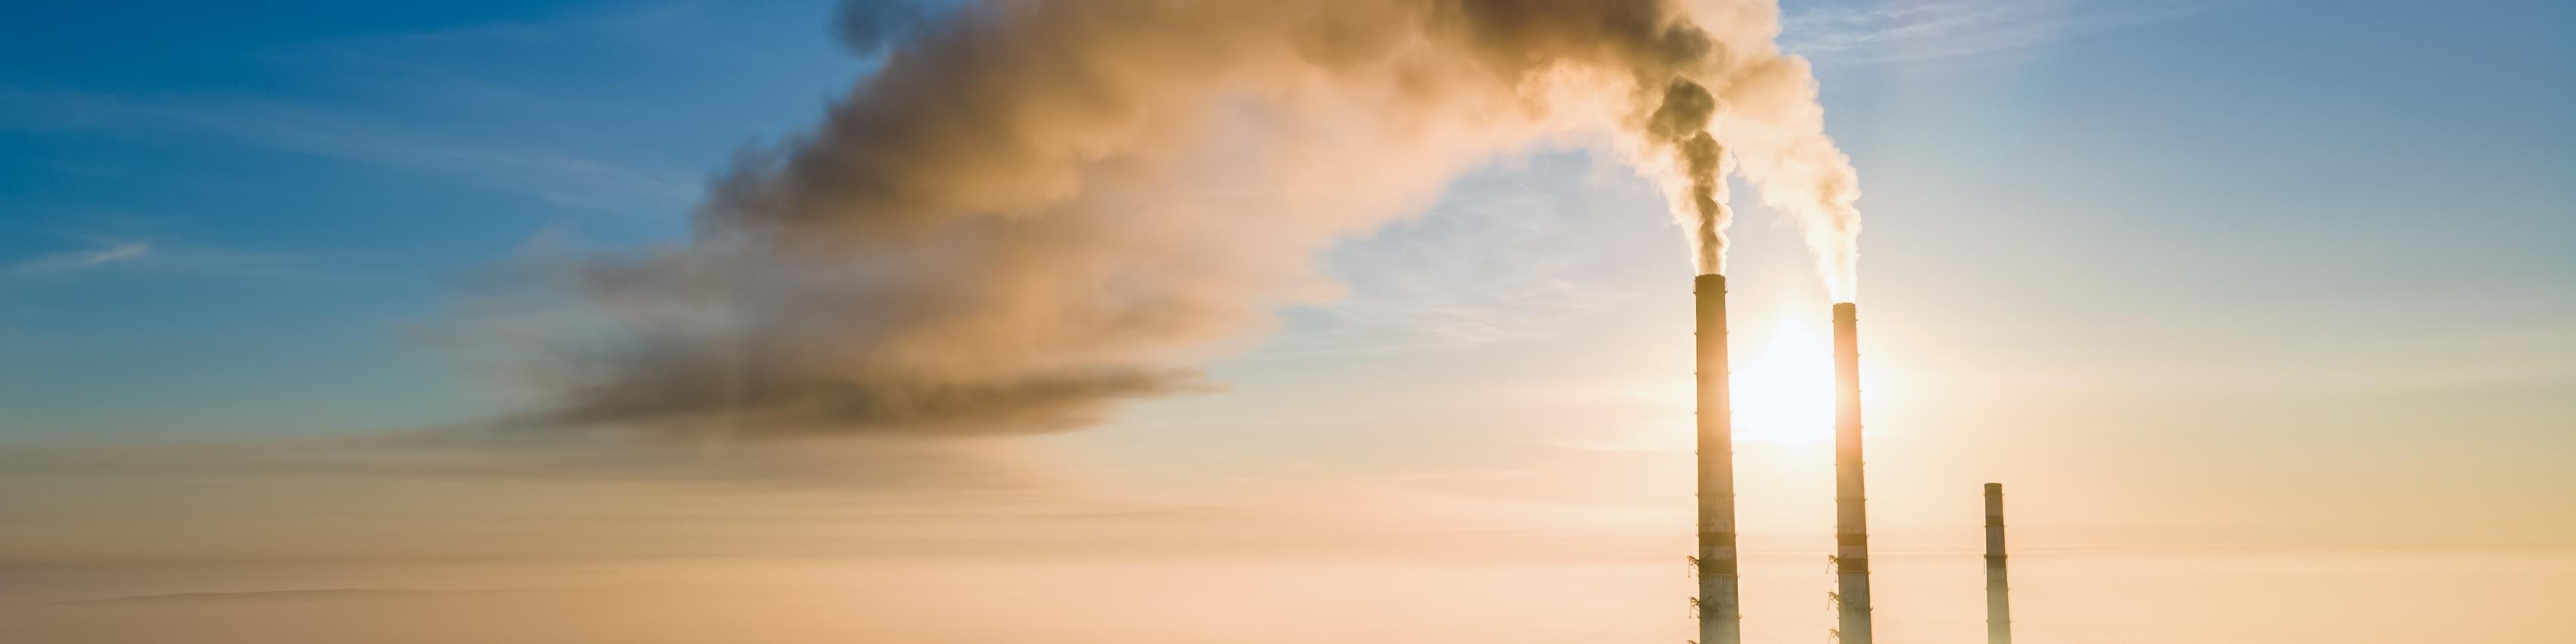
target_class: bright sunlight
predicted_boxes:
[1732,319,1835,442]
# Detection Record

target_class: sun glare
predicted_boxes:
[1732,320,1837,442]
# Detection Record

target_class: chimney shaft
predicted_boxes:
[1986,483,2014,644]
[1696,274,1741,644]
[1832,302,1874,644]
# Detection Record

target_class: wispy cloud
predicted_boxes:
[1273,167,1640,355]
[0,85,695,213]
[8,239,151,274]
[298,0,711,52]
[6,236,333,280]
[1780,0,2230,63]
[270,1,720,117]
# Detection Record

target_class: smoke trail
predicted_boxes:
[484,0,1862,438]
[1700,45,1865,299]
[1644,78,1728,274]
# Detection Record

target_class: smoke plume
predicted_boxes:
[1709,53,1865,300]
[494,0,1865,438]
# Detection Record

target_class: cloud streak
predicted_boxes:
[4,236,336,281]
[0,86,693,212]
[8,239,151,274]
[1780,0,2226,63]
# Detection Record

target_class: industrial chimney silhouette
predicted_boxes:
[1695,274,1742,644]
[1831,302,1874,644]
[1986,483,2014,644]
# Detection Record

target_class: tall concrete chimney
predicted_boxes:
[1695,274,1742,644]
[1985,483,2014,644]
[1831,302,1874,644]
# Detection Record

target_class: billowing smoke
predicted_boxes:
[1708,53,1865,300]
[1644,78,1728,274]
[492,0,1864,439]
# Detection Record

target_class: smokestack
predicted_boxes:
[1831,302,1874,644]
[1695,274,1741,644]
[1986,483,2014,644]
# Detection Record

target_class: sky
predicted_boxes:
[1,1,2571,642]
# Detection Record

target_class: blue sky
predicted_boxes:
[1,0,2570,539]
[2,1,859,437]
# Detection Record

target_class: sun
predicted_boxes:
[1731,319,1836,443]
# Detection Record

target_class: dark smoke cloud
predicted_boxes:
[478,0,1860,439]
[1646,79,1727,272]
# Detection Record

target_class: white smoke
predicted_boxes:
[483,0,1866,438]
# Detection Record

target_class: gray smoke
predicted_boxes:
[486,0,1862,439]
[1644,78,1727,273]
